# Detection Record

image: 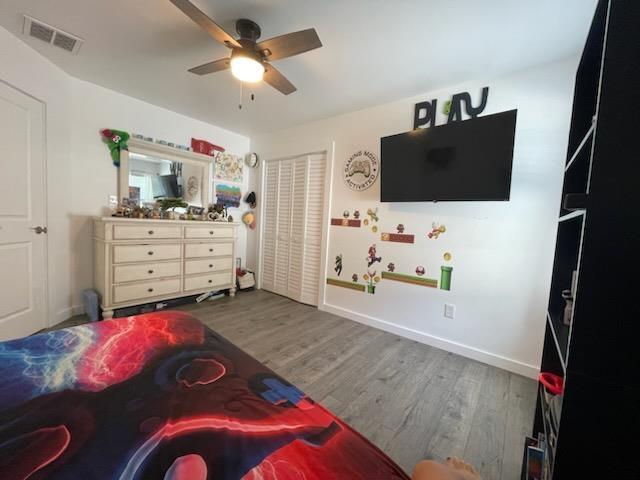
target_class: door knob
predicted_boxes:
[30,226,47,234]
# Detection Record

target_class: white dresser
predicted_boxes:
[94,217,238,318]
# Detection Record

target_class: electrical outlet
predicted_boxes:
[444,303,456,319]
[108,195,118,209]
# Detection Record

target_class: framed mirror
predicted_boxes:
[118,139,213,208]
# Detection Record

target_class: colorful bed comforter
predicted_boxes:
[0,311,408,479]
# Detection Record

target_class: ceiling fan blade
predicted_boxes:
[169,0,241,48]
[188,58,230,75]
[263,64,297,95]
[257,28,322,61]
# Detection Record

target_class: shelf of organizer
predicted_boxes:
[560,139,592,217]
[546,213,584,368]
[562,193,589,212]
[538,384,557,476]
[565,123,594,171]
[558,210,586,223]
[540,325,565,385]
[546,311,569,371]
[564,0,606,156]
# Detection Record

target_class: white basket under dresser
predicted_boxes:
[93,217,238,319]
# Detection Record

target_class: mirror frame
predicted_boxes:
[119,138,213,206]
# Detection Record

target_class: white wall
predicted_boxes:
[0,27,250,323]
[69,78,250,309]
[0,26,73,325]
[251,58,577,377]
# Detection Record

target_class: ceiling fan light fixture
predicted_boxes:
[230,54,265,83]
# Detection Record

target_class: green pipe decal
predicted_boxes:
[440,266,452,291]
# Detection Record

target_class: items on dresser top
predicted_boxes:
[113,198,236,222]
[93,217,238,319]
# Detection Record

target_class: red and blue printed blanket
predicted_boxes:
[0,311,408,479]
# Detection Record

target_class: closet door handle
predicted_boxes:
[209,231,214,235]
[209,264,213,268]
[148,251,154,256]
[209,248,214,252]
[208,279,213,284]
[148,230,154,235]
[148,288,154,293]
[148,269,154,274]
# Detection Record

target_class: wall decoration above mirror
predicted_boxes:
[214,152,243,183]
[100,128,129,166]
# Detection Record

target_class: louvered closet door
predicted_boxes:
[261,161,279,292]
[300,154,325,305]
[272,160,293,296]
[287,156,308,302]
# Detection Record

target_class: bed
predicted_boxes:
[0,311,409,479]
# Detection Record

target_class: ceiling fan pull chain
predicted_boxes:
[238,81,243,110]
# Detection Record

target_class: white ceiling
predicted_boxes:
[0,0,596,135]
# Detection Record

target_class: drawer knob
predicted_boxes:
[148,288,154,292]
[208,279,213,283]
[209,231,214,235]
[148,270,154,274]
[209,248,213,252]
[148,251,154,256]
[148,230,154,235]
[209,264,213,268]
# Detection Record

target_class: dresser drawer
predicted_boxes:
[113,224,181,240]
[184,242,233,258]
[113,278,181,304]
[185,226,234,239]
[184,272,231,292]
[185,257,233,275]
[113,244,181,263]
[113,261,181,283]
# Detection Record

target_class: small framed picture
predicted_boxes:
[128,186,141,205]
[188,206,205,216]
[526,444,544,480]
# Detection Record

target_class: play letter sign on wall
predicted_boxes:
[344,150,379,191]
[413,87,490,129]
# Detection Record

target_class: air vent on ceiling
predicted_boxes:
[22,15,83,55]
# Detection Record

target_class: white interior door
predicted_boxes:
[300,153,325,306]
[0,82,47,340]
[273,160,293,296]
[260,153,326,307]
[287,156,308,301]
[260,161,279,292]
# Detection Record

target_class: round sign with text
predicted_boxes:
[343,150,379,191]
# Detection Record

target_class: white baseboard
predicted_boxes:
[321,302,539,379]
[52,304,85,326]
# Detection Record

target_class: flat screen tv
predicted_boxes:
[151,174,180,198]
[380,109,517,202]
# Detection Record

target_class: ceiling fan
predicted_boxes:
[169,0,322,95]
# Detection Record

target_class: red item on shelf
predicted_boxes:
[539,372,564,395]
[191,138,225,156]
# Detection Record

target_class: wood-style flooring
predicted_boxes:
[57,289,536,479]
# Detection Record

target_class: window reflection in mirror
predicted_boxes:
[128,153,204,207]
